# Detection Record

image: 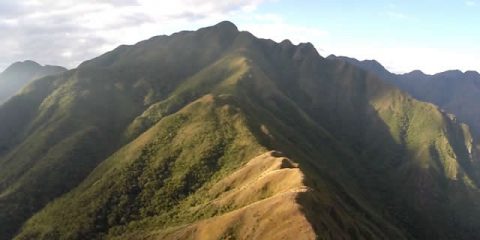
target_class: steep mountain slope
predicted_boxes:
[0,22,245,239]
[329,55,480,136]
[1,22,480,239]
[0,60,66,104]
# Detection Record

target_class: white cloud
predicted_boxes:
[61,50,73,58]
[242,22,328,43]
[236,14,330,55]
[466,0,476,6]
[235,14,473,74]
[0,0,267,70]
[0,0,477,75]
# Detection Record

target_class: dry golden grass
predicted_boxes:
[151,151,316,240]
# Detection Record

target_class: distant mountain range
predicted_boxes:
[0,61,66,104]
[1,22,480,240]
[329,55,480,136]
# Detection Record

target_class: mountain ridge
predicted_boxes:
[0,60,66,104]
[1,21,480,240]
[327,54,479,76]
[329,55,480,136]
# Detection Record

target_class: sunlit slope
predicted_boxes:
[16,92,406,239]
[0,22,249,239]
[2,21,480,240]
[16,94,267,239]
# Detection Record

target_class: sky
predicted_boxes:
[0,0,478,74]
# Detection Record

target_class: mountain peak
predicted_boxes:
[435,69,463,78]
[404,70,426,77]
[326,54,338,59]
[4,60,41,74]
[212,20,238,32]
[360,59,387,72]
[0,60,66,104]
[19,60,40,66]
[327,56,389,75]
[293,42,320,59]
[280,39,293,46]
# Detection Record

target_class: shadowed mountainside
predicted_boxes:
[1,22,480,240]
[329,55,480,137]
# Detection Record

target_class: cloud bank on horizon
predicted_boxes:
[0,0,478,74]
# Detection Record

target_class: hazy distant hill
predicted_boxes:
[0,60,66,104]
[1,22,480,240]
[329,55,480,136]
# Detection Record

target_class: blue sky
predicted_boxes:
[0,0,478,74]
[232,0,480,73]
